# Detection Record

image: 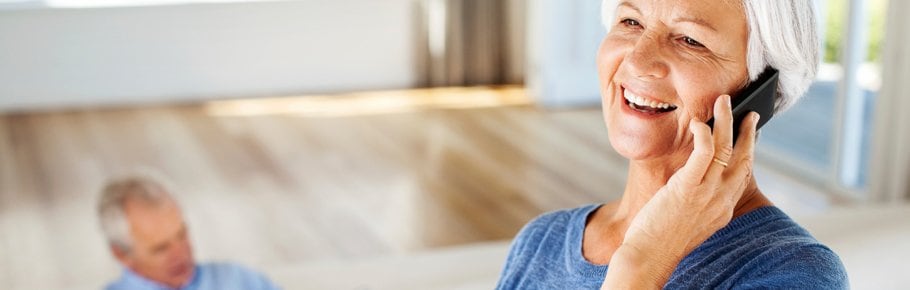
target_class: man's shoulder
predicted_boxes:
[198,262,257,274]
[104,269,164,290]
[196,262,271,281]
[195,262,280,290]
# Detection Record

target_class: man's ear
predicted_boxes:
[110,244,132,265]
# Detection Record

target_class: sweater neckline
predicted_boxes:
[566,204,785,279]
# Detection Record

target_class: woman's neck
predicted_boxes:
[613,160,680,220]
[583,159,771,264]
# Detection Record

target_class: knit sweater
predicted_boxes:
[496,205,848,289]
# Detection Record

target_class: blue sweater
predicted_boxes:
[496,205,848,289]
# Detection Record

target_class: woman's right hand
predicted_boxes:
[601,95,761,289]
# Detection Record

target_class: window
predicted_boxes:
[758,0,889,197]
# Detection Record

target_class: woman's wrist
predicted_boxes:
[602,243,682,289]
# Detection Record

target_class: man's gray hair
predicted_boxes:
[97,173,176,252]
[602,0,819,114]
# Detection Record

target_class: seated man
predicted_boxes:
[97,174,280,290]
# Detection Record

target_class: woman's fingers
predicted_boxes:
[724,112,760,200]
[671,95,742,190]
[705,95,735,181]
[730,112,760,164]
[672,120,715,185]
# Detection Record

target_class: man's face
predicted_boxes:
[114,198,195,288]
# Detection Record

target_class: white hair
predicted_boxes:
[97,173,177,253]
[601,0,819,114]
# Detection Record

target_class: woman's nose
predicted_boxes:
[625,32,669,80]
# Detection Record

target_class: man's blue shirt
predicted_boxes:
[106,262,280,290]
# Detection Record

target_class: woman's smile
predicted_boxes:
[620,84,678,116]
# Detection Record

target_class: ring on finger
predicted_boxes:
[712,157,729,167]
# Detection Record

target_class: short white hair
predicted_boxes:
[97,173,177,252]
[601,0,819,113]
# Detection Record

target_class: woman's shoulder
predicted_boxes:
[503,204,601,262]
[497,204,603,289]
[706,206,818,243]
[517,204,601,238]
[670,206,848,289]
[733,241,849,289]
[710,206,845,262]
[503,204,601,259]
[743,209,849,288]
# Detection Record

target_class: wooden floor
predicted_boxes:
[0,86,843,289]
[0,86,636,289]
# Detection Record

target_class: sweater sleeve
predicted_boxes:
[736,244,849,290]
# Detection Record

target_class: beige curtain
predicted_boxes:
[418,0,525,87]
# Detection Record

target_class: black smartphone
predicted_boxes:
[707,67,779,145]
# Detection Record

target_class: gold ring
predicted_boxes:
[712,157,729,167]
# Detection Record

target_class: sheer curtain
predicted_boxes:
[869,0,910,202]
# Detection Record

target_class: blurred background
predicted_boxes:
[0,0,908,289]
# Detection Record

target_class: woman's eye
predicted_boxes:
[620,18,641,28]
[681,36,705,48]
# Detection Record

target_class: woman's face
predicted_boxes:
[598,0,749,164]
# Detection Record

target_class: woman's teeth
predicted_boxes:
[623,90,677,111]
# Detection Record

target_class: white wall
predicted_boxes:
[525,0,604,108]
[0,0,420,111]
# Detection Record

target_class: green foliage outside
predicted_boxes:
[823,0,887,64]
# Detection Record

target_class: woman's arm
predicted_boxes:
[601,95,761,289]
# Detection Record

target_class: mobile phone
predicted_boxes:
[707,67,779,145]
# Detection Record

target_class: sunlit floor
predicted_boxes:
[0,86,839,289]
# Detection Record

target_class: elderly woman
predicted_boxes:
[496,0,847,289]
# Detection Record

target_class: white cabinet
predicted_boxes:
[0,0,419,111]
